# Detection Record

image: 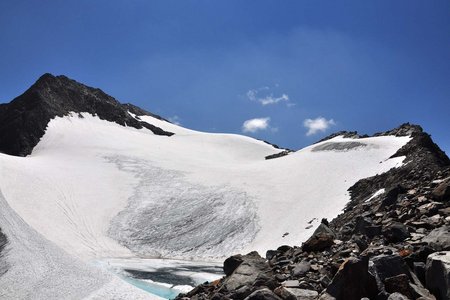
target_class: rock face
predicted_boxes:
[178,123,450,300]
[0,73,173,156]
[426,252,450,300]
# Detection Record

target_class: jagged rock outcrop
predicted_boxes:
[177,123,450,300]
[0,73,173,156]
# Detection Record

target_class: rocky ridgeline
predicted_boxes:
[0,73,173,156]
[177,124,450,300]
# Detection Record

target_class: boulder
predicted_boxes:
[274,286,318,300]
[382,222,411,243]
[354,216,382,238]
[325,257,377,300]
[224,252,272,291]
[422,226,450,251]
[244,288,283,300]
[382,185,406,207]
[291,261,311,277]
[426,251,450,300]
[369,254,423,299]
[224,254,244,276]
[432,180,450,202]
[384,274,413,299]
[302,224,335,252]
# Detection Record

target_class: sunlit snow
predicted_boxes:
[0,112,411,299]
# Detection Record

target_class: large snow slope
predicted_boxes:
[0,112,410,298]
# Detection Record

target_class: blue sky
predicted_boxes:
[1,1,449,153]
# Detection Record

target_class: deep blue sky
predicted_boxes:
[1,1,449,153]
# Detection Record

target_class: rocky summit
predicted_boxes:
[0,73,173,156]
[177,124,450,300]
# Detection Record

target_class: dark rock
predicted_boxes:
[277,245,293,254]
[265,150,292,160]
[223,252,272,291]
[432,180,450,202]
[244,288,283,300]
[405,246,435,264]
[413,262,426,286]
[383,185,407,207]
[302,224,335,252]
[369,254,419,298]
[422,226,450,251]
[266,250,278,261]
[224,254,244,276]
[325,257,377,300]
[353,235,369,251]
[233,285,254,300]
[382,222,411,243]
[384,274,413,299]
[426,251,450,300]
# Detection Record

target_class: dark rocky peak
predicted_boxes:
[316,131,366,144]
[373,122,424,137]
[317,123,424,145]
[0,73,173,156]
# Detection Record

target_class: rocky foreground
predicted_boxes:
[177,125,450,300]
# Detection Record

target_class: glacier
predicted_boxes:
[0,112,411,299]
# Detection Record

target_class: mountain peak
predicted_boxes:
[0,74,173,156]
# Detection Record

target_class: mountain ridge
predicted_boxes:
[0,73,173,156]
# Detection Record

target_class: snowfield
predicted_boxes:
[0,112,411,299]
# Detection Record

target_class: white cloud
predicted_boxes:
[168,115,181,125]
[259,94,289,105]
[246,87,291,106]
[303,117,336,136]
[242,117,271,133]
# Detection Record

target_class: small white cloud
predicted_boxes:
[303,117,336,136]
[246,89,258,102]
[168,115,181,125]
[259,94,289,106]
[242,117,271,133]
[246,86,292,107]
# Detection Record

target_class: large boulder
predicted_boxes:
[223,252,272,291]
[422,226,450,251]
[382,222,411,243]
[432,180,450,202]
[325,257,377,300]
[302,224,335,252]
[368,254,435,300]
[426,251,450,300]
[224,254,244,276]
